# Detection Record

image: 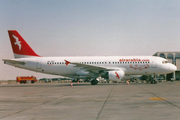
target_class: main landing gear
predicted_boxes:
[90,78,99,85]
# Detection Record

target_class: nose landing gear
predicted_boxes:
[146,74,157,84]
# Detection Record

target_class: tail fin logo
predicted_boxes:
[13,35,21,50]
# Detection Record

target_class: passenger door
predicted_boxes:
[151,58,157,68]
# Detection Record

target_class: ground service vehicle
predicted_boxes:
[16,76,37,84]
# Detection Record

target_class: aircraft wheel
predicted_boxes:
[151,80,157,84]
[31,81,35,83]
[91,80,98,85]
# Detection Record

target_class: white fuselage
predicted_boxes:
[7,56,177,78]
[5,30,177,84]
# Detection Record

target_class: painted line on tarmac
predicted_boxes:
[95,85,115,120]
[137,85,180,109]
[149,97,166,101]
[0,86,88,119]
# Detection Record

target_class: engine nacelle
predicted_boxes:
[108,70,125,81]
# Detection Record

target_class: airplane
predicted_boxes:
[3,30,177,85]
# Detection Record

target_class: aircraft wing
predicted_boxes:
[3,59,26,65]
[65,60,119,74]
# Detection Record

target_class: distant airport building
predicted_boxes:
[153,52,180,80]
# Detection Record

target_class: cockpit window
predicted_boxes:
[162,60,169,64]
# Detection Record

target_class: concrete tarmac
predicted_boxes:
[0,81,180,120]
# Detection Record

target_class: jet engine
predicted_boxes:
[108,70,125,81]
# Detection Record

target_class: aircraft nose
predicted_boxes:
[170,64,177,72]
[173,65,177,71]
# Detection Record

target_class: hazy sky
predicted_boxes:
[1,0,180,80]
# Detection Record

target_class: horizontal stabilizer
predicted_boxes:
[3,59,26,65]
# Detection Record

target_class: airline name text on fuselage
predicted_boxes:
[119,58,150,62]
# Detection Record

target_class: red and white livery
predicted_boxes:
[3,30,177,85]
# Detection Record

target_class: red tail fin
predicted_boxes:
[8,30,40,58]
